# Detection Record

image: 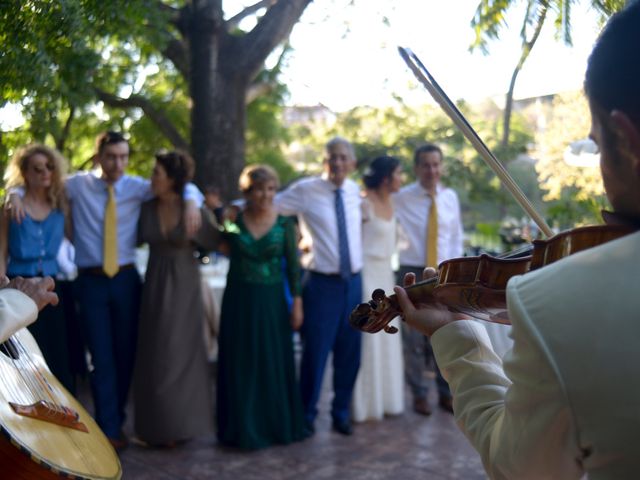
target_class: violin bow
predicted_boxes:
[398,47,554,238]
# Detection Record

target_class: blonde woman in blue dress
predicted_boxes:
[352,156,405,422]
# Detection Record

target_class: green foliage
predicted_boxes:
[0,0,295,183]
[471,0,625,53]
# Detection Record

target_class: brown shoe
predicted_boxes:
[439,396,454,414]
[413,397,432,416]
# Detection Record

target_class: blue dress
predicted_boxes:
[6,209,73,392]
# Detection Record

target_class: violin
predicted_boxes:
[349,48,637,334]
[350,224,635,333]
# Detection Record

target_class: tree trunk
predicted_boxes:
[193,72,248,201]
[188,0,242,200]
[187,0,312,200]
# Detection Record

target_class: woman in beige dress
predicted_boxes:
[133,151,218,446]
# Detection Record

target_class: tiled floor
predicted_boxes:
[101,372,487,480]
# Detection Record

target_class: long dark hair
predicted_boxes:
[362,155,400,189]
[155,150,194,196]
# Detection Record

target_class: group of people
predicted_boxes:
[1,4,639,477]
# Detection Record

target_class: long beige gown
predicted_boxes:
[133,201,218,444]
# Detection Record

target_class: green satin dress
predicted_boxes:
[216,214,305,449]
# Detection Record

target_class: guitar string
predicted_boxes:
[12,333,61,409]
[2,338,39,404]
[8,336,49,405]
[1,341,28,404]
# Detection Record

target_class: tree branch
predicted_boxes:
[163,38,190,79]
[56,106,75,153]
[246,82,274,104]
[95,88,190,151]
[226,0,277,30]
[245,44,289,103]
[232,0,312,80]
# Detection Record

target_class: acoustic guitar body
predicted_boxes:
[0,329,122,480]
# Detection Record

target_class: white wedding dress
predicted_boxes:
[352,201,405,422]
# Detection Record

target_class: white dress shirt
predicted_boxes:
[0,289,38,343]
[66,170,203,268]
[393,182,463,267]
[275,176,362,275]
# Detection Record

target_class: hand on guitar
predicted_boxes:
[5,276,59,311]
[394,268,469,337]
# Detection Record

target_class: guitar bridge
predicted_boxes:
[10,400,89,433]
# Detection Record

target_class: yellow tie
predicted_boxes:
[103,185,119,277]
[425,192,438,268]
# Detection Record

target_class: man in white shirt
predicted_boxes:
[394,4,640,478]
[276,137,362,436]
[0,276,58,343]
[394,143,463,416]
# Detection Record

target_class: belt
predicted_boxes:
[78,263,136,276]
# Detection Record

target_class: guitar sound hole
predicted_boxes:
[0,339,20,360]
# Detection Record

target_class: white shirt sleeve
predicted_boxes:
[184,182,204,206]
[275,181,305,216]
[431,309,584,479]
[0,289,38,343]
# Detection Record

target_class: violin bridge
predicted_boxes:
[9,400,89,433]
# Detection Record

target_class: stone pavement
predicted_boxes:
[102,374,487,480]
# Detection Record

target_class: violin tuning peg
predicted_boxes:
[372,289,386,302]
[384,325,398,334]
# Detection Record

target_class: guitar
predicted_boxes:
[0,328,122,479]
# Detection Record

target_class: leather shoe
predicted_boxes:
[332,419,353,436]
[413,397,432,416]
[439,396,454,414]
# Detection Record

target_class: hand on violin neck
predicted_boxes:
[394,268,469,337]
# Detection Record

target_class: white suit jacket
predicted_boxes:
[432,231,640,480]
[0,289,38,343]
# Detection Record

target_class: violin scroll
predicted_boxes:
[350,289,400,334]
[350,280,438,334]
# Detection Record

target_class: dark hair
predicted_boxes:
[238,164,279,193]
[362,155,401,189]
[155,150,194,196]
[585,2,640,124]
[413,143,443,167]
[95,131,128,155]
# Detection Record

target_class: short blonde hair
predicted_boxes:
[238,164,279,193]
[4,144,68,210]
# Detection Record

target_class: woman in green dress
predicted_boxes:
[216,165,305,449]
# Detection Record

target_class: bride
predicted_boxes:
[352,156,405,422]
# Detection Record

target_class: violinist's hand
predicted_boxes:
[394,268,468,337]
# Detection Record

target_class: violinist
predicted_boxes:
[394,4,640,479]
